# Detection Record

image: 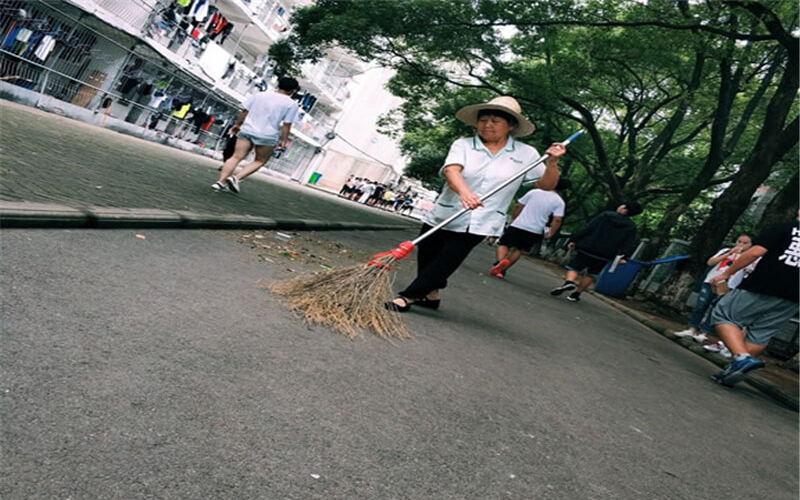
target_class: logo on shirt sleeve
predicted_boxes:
[777,227,800,267]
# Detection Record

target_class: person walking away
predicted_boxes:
[400,195,416,215]
[369,183,385,206]
[551,202,643,302]
[490,177,570,278]
[350,178,365,201]
[213,76,300,193]
[384,96,566,312]
[359,181,376,204]
[673,234,754,345]
[706,218,800,386]
[339,175,355,197]
[381,189,395,209]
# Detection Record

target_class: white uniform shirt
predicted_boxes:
[239,92,300,140]
[424,136,544,236]
[510,189,565,234]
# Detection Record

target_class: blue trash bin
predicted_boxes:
[594,259,647,296]
[594,255,690,296]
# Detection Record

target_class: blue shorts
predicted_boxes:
[237,132,279,148]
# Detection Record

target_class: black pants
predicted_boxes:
[399,224,485,299]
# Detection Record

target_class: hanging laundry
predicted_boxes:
[217,23,233,43]
[192,0,209,23]
[148,89,168,109]
[119,77,140,95]
[33,35,56,61]
[15,28,32,43]
[1,24,20,50]
[138,81,153,96]
[190,109,209,128]
[172,102,192,119]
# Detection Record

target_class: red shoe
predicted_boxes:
[490,259,511,278]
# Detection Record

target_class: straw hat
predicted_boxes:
[455,96,536,137]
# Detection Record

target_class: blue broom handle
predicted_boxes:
[411,130,583,246]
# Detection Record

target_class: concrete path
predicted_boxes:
[1,228,797,500]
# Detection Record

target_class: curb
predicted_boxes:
[590,291,799,411]
[0,202,416,232]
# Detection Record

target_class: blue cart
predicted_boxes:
[594,255,690,296]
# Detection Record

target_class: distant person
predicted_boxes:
[393,193,407,211]
[673,234,754,344]
[349,178,365,201]
[550,202,643,302]
[213,76,300,193]
[381,189,395,209]
[359,181,376,204]
[490,178,570,279]
[707,218,800,386]
[339,175,355,197]
[368,183,385,206]
[399,195,415,215]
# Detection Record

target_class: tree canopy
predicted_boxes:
[276,0,798,273]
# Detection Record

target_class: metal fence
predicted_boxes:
[0,0,236,149]
[0,1,329,178]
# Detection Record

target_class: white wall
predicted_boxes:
[311,67,406,189]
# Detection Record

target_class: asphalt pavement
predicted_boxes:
[2,228,797,500]
[1,99,798,499]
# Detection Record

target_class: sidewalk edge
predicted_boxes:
[0,202,414,232]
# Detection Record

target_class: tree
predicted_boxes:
[282,0,798,269]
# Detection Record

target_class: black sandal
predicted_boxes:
[414,297,440,310]
[384,297,411,312]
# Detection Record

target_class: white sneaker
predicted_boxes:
[703,341,725,353]
[704,341,732,358]
[211,181,228,191]
[225,176,240,193]
[692,333,709,343]
[673,329,696,338]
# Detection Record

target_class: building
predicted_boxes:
[0,0,402,185]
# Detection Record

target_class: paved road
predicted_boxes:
[2,228,797,500]
[0,99,414,227]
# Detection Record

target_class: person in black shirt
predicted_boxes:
[707,219,800,386]
[550,202,643,302]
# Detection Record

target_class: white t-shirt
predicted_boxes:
[239,91,300,140]
[703,248,751,288]
[510,189,565,234]
[424,136,543,236]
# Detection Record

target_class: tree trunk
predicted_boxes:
[759,169,799,228]
[686,50,798,276]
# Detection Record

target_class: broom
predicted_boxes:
[271,130,584,339]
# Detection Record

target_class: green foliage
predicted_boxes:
[282,0,798,248]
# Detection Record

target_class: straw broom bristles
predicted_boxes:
[270,253,410,339]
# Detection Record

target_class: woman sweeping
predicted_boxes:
[385,96,567,312]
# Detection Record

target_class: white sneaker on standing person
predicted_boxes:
[673,234,754,343]
[213,77,300,193]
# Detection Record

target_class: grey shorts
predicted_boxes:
[710,289,797,345]
[237,132,279,148]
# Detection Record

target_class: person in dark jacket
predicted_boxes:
[551,202,643,302]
